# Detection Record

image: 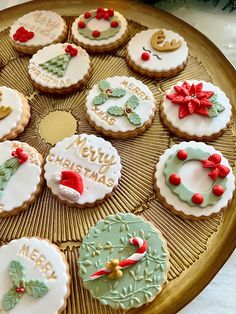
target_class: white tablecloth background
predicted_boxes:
[1,1,236,313]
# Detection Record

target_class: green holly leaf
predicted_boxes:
[9,260,25,287]
[127,111,142,125]
[126,95,140,110]
[25,280,49,298]
[93,93,109,105]
[107,106,125,116]
[99,80,111,91]
[2,287,22,311]
[111,88,126,98]
[208,107,219,118]
[215,103,225,112]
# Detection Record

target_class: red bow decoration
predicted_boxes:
[13,27,34,43]
[12,148,28,164]
[65,44,78,57]
[95,7,114,20]
[202,154,230,181]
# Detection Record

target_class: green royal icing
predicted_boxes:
[78,11,121,40]
[0,157,21,200]
[93,80,126,106]
[208,94,225,118]
[2,260,49,311]
[78,213,169,310]
[39,53,72,78]
[164,147,227,208]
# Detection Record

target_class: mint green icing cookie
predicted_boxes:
[78,213,169,310]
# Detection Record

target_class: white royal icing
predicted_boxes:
[28,43,91,89]
[162,80,232,137]
[0,87,23,139]
[86,76,155,133]
[0,141,42,213]
[0,237,69,314]
[10,10,65,47]
[71,10,127,47]
[127,29,188,73]
[44,134,122,205]
[155,141,235,218]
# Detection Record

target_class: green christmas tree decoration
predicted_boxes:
[2,260,49,311]
[107,95,142,126]
[93,80,126,105]
[39,53,72,78]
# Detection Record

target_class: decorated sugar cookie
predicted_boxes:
[71,7,129,52]
[160,80,232,140]
[9,10,67,54]
[0,237,70,313]
[126,29,188,78]
[28,43,92,93]
[78,213,169,310]
[44,134,122,207]
[0,87,30,141]
[154,141,235,219]
[0,141,44,218]
[86,76,156,138]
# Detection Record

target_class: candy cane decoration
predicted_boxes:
[89,237,147,280]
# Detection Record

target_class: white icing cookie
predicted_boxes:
[0,141,43,217]
[10,10,67,53]
[86,76,156,138]
[28,43,91,93]
[161,80,232,139]
[0,237,70,314]
[0,86,30,141]
[44,134,122,206]
[71,8,128,52]
[155,141,235,219]
[126,29,188,77]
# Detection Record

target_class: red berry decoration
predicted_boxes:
[92,30,100,38]
[141,52,150,61]
[213,185,224,196]
[65,45,78,57]
[111,20,119,28]
[13,27,34,43]
[84,11,91,18]
[192,193,204,205]
[169,174,181,186]
[177,150,188,160]
[16,288,21,293]
[78,21,86,29]
[107,9,114,17]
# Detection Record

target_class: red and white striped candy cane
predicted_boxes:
[89,237,147,280]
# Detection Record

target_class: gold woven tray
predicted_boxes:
[0,1,236,313]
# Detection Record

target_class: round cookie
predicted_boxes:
[0,86,30,141]
[0,141,44,218]
[9,10,67,54]
[160,80,232,140]
[44,134,122,207]
[0,237,70,314]
[71,7,129,52]
[28,43,92,94]
[154,141,235,220]
[126,28,188,78]
[78,213,169,310]
[86,76,156,138]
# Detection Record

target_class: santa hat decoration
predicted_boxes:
[52,170,83,202]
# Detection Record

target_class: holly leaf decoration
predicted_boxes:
[214,102,225,112]
[99,80,111,91]
[127,112,142,125]
[208,107,219,118]
[111,88,126,98]
[25,280,49,298]
[93,93,109,106]
[126,95,140,110]
[107,106,125,116]
[9,260,25,287]
[2,287,22,311]
[208,94,225,117]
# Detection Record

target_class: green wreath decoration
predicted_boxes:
[78,8,121,40]
[163,147,229,208]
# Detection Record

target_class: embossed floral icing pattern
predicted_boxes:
[78,213,169,310]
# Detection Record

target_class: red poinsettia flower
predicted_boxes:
[12,148,28,164]
[202,154,230,181]
[166,81,214,119]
